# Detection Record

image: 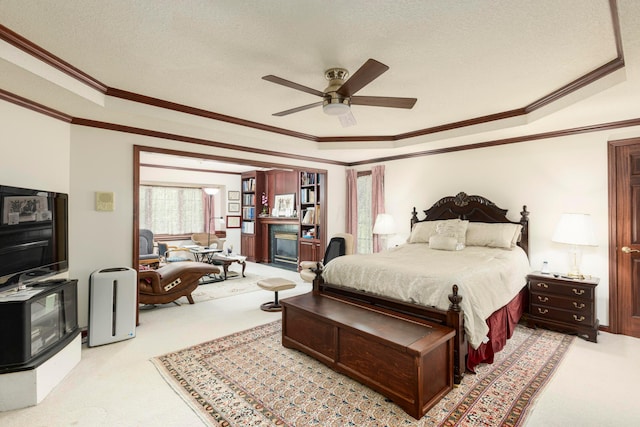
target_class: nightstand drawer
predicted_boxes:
[529,279,593,300]
[530,292,593,312]
[530,304,595,327]
[526,272,599,343]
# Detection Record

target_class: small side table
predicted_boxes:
[210,254,247,280]
[188,247,223,264]
[526,271,599,342]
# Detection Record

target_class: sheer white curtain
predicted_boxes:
[346,169,358,237]
[346,166,386,254]
[139,186,204,234]
[356,173,373,254]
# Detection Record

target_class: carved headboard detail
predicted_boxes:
[410,192,530,255]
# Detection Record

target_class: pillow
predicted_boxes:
[465,222,523,249]
[409,219,469,246]
[428,235,460,251]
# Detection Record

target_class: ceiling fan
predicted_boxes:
[262,58,417,127]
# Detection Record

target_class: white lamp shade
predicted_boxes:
[373,213,396,235]
[203,187,218,195]
[323,102,350,116]
[552,213,597,246]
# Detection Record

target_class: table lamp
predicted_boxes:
[373,213,396,251]
[551,213,597,279]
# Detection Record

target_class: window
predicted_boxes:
[356,173,373,254]
[139,186,204,234]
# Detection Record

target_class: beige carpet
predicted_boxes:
[188,272,267,302]
[152,320,574,426]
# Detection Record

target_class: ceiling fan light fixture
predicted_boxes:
[322,98,350,116]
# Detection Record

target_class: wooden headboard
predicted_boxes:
[410,192,530,255]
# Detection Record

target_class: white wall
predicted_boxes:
[380,131,615,325]
[68,125,346,327]
[0,102,70,192]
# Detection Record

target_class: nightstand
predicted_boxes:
[526,271,599,342]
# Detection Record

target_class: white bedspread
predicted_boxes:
[322,243,531,349]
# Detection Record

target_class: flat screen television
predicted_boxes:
[0,185,68,291]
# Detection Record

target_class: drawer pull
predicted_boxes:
[572,288,585,296]
[537,308,549,315]
[537,296,549,303]
[573,315,585,322]
[537,282,549,289]
[573,302,585,309]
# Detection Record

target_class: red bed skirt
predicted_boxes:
[466,287,528,372]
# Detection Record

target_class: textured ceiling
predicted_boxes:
[1,0,639,164]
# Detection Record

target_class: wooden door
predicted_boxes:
[609,139,640,337]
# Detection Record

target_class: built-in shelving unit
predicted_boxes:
[298,171,325,264]
[240,171,264,262]
[300,171,321,240]
[239,169,326,266]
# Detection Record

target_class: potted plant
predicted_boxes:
[260,192,269,216]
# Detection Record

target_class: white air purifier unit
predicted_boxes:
[89,267,137,347]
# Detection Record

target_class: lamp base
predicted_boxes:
[564,272,585,280]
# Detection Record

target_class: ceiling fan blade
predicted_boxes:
[272,101,324,116]
[350,96,417,109]
[338,110,357,128]
[336,58,389,97]
[262,75,325,97]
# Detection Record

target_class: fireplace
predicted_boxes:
[269,224,299,271]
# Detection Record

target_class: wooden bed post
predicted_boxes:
[447,285,467,384]
[410,207,419,228]
[312,262,324,296]
[519,205,530,255]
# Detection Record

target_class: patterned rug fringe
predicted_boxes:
[151,321,574,426]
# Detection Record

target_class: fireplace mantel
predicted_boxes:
[258,217,299,225]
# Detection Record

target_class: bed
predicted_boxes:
[312,192,531,383]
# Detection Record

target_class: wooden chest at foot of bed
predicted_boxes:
[281,292,456,420]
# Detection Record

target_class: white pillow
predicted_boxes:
[428,235,460,251]
[465,222,523,249]
[409,219,469,246]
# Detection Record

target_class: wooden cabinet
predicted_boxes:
[299,171,325,263]
[298,239,321,264]
[240,171,264,262]
[526,271,599,342]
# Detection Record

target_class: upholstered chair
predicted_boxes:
[191,233,226,249]
[139,229,160,266]
[300,233,354,282]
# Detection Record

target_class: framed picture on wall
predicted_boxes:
[228,191,240,201]
[226,215,241,228]
[228,202,240,213]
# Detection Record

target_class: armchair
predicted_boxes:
[138,261,220,305]
[300,233,354,282]
[139,229,160,267]
[191,233,226,249]
[163,247,195,263]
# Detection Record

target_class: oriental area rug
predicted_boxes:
[151,321,574,426]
